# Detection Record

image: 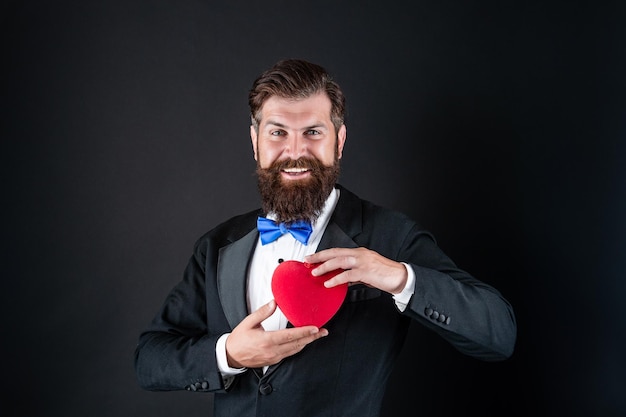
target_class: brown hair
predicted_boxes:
[248,59,346,132]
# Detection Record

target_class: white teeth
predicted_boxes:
[283,167,308,173]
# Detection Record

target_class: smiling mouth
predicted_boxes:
[282,167,311,176]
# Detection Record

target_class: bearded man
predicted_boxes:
[134,59,517,417]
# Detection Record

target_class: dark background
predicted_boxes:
[3,0,625,416]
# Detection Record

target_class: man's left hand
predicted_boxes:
[304,248,408,295]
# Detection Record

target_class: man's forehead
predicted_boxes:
[259,93,333,126]
[261,92,331,110]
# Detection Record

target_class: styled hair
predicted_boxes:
[248,59,346,132]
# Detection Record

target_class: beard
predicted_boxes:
[256,156,340,224]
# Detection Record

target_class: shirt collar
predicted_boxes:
[309,187,340,243]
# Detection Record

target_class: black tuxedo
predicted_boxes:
[135,185,516,417]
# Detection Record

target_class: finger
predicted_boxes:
[323,270,351,288]
[311,255,356,276]
[273,328,329,357]
[305,248,341,264]
[242,300,277,328]
[270,326,327,346]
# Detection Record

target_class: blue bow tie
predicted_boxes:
[257,217,313,245]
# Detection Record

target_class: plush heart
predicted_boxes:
[271,260,347,328]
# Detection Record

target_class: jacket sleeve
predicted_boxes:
[399,225,517,361]
[133,239,227,393]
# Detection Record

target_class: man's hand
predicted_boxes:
[305,248,408,295]
[225,300,328,369]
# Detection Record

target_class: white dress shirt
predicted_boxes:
[216,188,415,378]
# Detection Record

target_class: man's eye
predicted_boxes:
[270,130,285,136]
[305,129,320,135]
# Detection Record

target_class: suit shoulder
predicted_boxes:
[335,186,435,254]
[361,200,434,243]
[339,185,426,232]
[193,208,261,250]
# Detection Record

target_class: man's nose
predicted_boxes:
[285,134,308,159]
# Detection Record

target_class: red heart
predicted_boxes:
[271,260,347,328]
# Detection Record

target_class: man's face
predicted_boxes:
[250,93,347,223]
[250,92,346,175]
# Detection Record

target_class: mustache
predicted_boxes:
[270,157,325,171]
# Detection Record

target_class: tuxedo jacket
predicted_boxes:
[135,185,517,417]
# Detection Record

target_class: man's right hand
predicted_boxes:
[225,300,328,369]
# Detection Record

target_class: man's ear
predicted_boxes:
[250,125,258,161]
[337,124,347,159]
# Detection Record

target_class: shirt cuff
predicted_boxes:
[216,333,247,376]
[393,263,415,312]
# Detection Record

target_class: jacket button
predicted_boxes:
[431,310,439,320]
[425,307,433,317]
[201,381,208,389]
[259,382,273,395]
[445,316,451,325]
[438,314,446,322]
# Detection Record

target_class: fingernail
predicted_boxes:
[320,329,329,337]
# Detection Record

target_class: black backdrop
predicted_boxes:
[3,1,625,416]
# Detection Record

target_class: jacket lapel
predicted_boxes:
[217,228,258,330]
[317,222,359,251]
